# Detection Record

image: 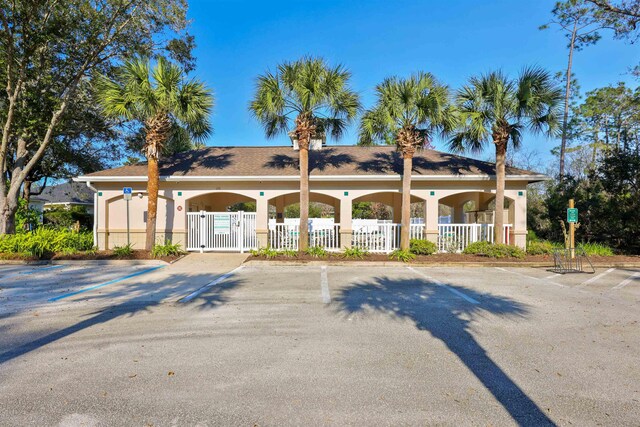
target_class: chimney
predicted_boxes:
[289,132,326,150]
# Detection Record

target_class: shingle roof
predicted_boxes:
[36,181,94,204]
[82,145,541,178]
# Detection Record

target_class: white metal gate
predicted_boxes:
[187,211,257,253]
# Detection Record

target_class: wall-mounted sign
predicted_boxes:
[214,214,231,234]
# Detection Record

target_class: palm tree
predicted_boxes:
[96,57,213,250]
[449,68,562,244]
[359,72,456,251]
[249,57,359,250]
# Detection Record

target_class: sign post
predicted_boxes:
[123,187,132,246]
[567,200,578,259]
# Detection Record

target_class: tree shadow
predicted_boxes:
[263,148,355,173]
[334,276,555,426]
[148,148,234,175]
[355,151,440,175]
[0,271,244,365]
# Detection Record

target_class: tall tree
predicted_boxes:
[249,57,360,250]
[359,72,456,250]
[96,57,213,250]
[450,68,563,244]
[0,0,193,234]
[541,0,602,178]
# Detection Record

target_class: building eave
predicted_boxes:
[75,174,550,183]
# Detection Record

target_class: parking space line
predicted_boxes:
[407,267,479,305]
[48,265,165,302]
[0,264,66,282]
[610,272,640,291]
[545,273,562,279]
[180,266,244,303]
[494,267,566,288]
[320,266,330,304]
[576,268,615,288]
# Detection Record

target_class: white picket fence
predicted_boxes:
[269,223,341,251]
[352,223,400,253]
[437,224,511,253]
[187,211,257,252]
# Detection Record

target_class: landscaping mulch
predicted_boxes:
[0,250,182,263]
[248,253,640,266]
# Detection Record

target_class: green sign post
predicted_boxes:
[567,208,578,223]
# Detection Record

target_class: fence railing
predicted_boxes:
[437,224,511,253]
[267,222,512,254]
[269,223,342,251]
[352,223,400,253]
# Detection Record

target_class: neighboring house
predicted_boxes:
[34,181,95,215]
[75,143,547,252]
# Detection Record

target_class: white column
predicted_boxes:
[256,196,269,248]
[424,197,439,243]
[339,197,352,249]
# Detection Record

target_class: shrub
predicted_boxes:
[0,228,93,258]
[389,249,415,262]
[527,240,556,255]
[250,247,280,259]
[43,205,92,230]
[462,241,493,255]
[304,246,327,258]
[463,241,526,259]
[113,243,134,257]
[342,247,369,259]
[151,240,184,258]
[409,239,437,255]
[578,242,614,256]
[279,249,298,258]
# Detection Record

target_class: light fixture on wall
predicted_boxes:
[138,193,143,199]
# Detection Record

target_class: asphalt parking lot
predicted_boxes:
[0,258,639,426]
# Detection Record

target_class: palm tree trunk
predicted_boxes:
[145,155,159,250]
[494,141,507,245]
[559,20,577,179]
[299,145,309,251]
[400,154,412,250]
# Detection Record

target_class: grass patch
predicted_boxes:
[578,242,614,256]
[389,249,415,262]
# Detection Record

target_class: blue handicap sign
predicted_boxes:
[123,187,132,195]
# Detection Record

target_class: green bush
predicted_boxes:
[463,241,526,259]
[342,247,369,259]
[279,249,298,258]
[409,239,437,255]
[16,198,40,231]
[0,228,93,258]
[151,240,184,258]
[113,243,134,257]
[304,246,327,258]
[43,205,92,230]
[578,242,614,256]
[526,240,556,255]
[389,249,415,262]
[250,247,280,259]
[462,241,493,255]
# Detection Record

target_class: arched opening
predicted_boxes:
[268,192,341,223]
[438,191,514,225]
[352,191,425,223]
[187,192,256,213]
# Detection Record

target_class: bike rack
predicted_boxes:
[550,248,595,274]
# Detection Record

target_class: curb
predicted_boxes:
[243,259,640,268]
[0,259,169,266]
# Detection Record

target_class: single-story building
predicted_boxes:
[29,181,95,215]
[75,142,546,253]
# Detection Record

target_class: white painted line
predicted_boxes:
[545,273,562,279]
[494,267,566,288]
[577,268,615,288]
[407,267,479,305]
[180,266,244,303]
[320,266,331,304]
[611,272,640,291]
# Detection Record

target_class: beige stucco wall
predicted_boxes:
[90,178,530,250]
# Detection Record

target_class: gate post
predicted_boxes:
[199,210,206,253]
[238,211,244,253]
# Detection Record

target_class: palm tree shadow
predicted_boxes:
[263,148,355,173]
[334,276,555,426]
[0,275,245,365]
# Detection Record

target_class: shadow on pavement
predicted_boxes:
[334,275,555,426]
[0,272,244,365]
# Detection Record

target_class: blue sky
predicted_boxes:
[187,0,639,160]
